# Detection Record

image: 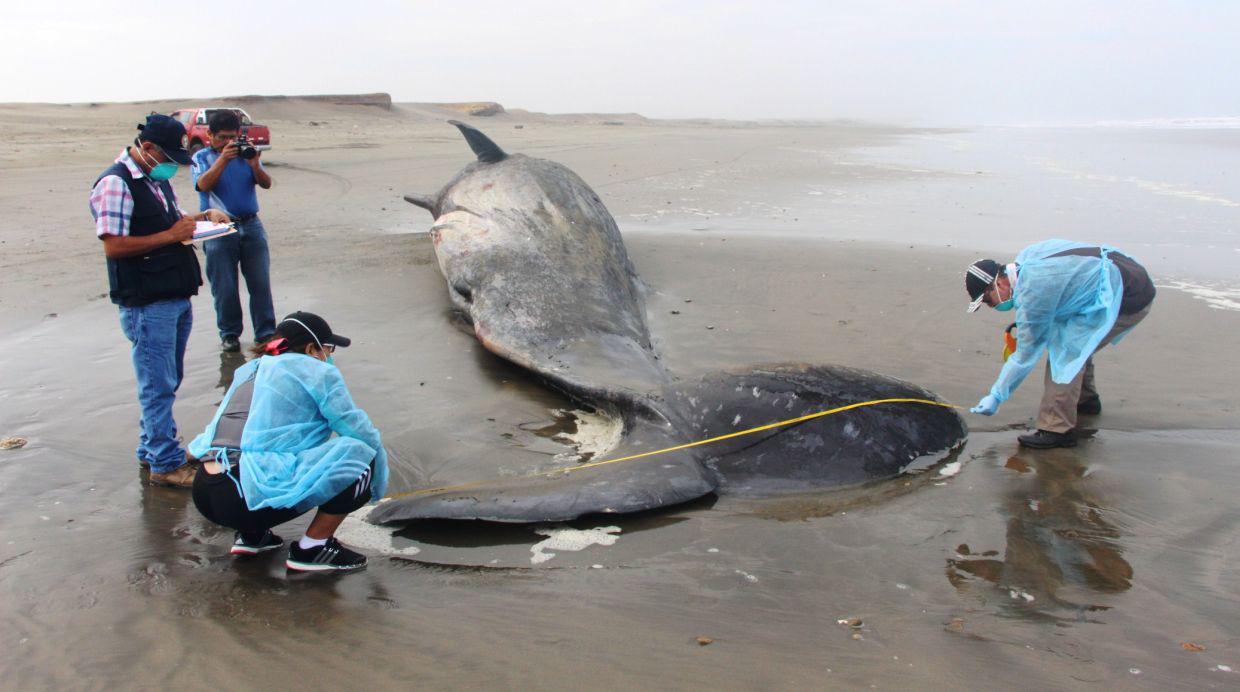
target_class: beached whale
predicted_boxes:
[370,122,966,524]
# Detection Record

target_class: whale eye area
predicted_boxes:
[452,280,474,303]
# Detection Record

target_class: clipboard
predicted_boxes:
[184,221,237,244]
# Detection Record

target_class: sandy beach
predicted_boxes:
[1,98,1238,689]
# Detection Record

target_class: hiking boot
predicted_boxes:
[286,537,367,573]
[231,530,284,556]
[148,462,198,488]
[1077,398,1102,416]
[141,445,191,470]
[221,335,241,353]
[1017,429,1078,449]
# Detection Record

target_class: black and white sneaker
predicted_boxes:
[286,537,367,573]
[230,530,284,556]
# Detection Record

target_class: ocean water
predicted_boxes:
[821,125,1239,289]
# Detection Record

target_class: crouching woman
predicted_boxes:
[189,311,388,573]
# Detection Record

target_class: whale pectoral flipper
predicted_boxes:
[404,193,437,213]
[369,412,718,524]
[368,446,716,524]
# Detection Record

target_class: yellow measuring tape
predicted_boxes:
[385,397,959,500]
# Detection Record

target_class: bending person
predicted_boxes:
[963,239,1155,449]
[189,312,389,572]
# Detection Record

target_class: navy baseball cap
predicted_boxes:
[136,113,191,165]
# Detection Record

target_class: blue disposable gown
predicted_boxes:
[189,354,389,513]
[987,239,1136,403]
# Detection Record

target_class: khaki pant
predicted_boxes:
[1036,304,1151,433]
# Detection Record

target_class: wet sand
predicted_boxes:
[1,100,1238,688]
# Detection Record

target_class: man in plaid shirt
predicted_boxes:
[90,114,229,488]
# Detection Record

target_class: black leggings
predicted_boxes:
[192,460,374,537]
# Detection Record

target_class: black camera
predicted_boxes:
[233,127,258,160]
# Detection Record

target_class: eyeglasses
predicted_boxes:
[150,143,177,163]
[322,344,336,354]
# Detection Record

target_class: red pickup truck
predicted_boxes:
[169,107,272,154]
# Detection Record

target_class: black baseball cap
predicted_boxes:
[965,259,1002,313]
[136,113,192,165]
[275,311,352,349]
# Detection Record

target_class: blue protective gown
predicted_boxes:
[189,354,389,513]
[987,239,1138,403]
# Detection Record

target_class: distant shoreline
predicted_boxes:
[0,94,938,130]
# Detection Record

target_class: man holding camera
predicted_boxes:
[190,109,276,352]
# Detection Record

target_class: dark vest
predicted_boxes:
[97,161,201,307]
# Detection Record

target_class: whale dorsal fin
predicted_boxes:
[448,120,508,164]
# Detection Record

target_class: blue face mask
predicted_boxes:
[138,145,179,181]
[991,279,1017,311]
[148,162,178,181]
[325,355,335,366]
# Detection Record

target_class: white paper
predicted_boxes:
[190,221,236,242]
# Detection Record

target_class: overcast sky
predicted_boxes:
[4,1,1237,125]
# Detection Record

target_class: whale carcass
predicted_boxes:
[369,122,966,524]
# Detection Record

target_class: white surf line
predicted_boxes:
[1158,280,1240,312]
[529,525,621,565]
[334,502,421,557]
[1028,158,1240,208]
[1084,117,1240,129]
[1133,180,1240,208]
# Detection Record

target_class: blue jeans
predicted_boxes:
[204,216,276,341]
[119,298,192,472]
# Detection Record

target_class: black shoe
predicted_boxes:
[1018,429,1078,449]
[286,537,367,573]
[221,335,241,353]
[230,530,284,556]
[1077,398,1102,416]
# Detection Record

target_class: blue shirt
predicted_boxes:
[190,147,261,218]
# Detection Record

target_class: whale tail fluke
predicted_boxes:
[449,119,508,163]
